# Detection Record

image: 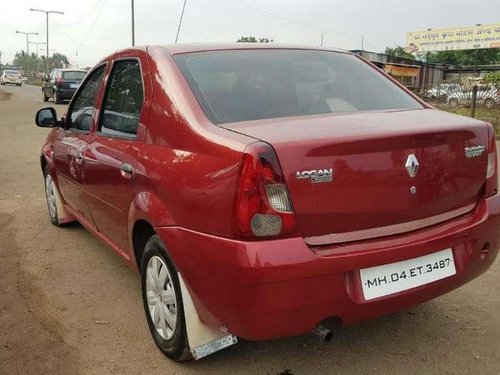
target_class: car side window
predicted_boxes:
[67,65,105,133]
[98,59,143,139]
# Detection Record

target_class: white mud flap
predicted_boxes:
[52,177,75,225]
[178,273,238,360]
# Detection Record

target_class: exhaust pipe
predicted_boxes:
[312,324,333,342]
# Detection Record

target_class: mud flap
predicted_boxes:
[178,273,237,360]
[52,183,74,225]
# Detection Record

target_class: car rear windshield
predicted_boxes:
[62,71,86,80]
[5,70,20,75]
[174,49,423,124]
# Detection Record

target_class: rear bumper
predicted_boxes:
[156,194,500,341]
[55,88,77,99]
[1,78,22,84]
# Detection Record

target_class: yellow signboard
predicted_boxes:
[406,24,500,53]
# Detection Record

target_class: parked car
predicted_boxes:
[0,70,23,86]
[447,85,499,109]
[42,68,87,104]
[35,45,499,361]
[423,83,461,101]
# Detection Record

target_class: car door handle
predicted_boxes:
[120,163,134,175]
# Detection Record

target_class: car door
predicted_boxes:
[53,64,107,222]
[84,55,151,251]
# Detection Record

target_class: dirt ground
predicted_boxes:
[0,84,499,375]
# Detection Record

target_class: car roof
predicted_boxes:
[52,68,87,72]
[154,43,350,55]
[99,43,350,60]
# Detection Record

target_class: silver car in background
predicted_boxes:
[0,70,23,86]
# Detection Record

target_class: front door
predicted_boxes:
[84,56,150,251]
[54,64,106,222]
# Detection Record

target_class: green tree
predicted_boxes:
[426,49,500,66]
[384,46,415,59]
[13,50,70,76]
[237,36,273,43]
[483,71,500,88]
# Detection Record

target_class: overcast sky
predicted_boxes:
[1,0,498,68]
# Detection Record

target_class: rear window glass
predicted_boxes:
[5,70,20,75]
[174,49,422,124]
[62,71,87,80]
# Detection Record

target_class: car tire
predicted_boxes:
[484,98,495,109]
[54,91,62,104]
[44,167,62,226]
[448,98,459,108]
[42,90,49,102]
[140,235,192,362]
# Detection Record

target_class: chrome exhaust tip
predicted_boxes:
[312,324,333,342]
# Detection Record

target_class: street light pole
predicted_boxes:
[29,42,46,76]
[15,31,39,77]
[30,8,64,74]
[131,0,135,46]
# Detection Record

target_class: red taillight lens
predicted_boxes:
[55,78,63,85]
[233,142,296,238]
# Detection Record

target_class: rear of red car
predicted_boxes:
[156,48,500,340]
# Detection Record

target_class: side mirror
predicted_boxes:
[35,107,60,128]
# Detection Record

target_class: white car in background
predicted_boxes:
[0,70,23,86]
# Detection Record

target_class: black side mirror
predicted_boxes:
[35,107,61,128]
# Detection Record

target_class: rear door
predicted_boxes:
[84,53,151,251]
[53,64,107,222]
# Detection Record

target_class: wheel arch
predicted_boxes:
[128,191,176,272]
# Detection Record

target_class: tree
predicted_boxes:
[13,50,70,77]
[425,49,500,66]
[483,72,500,88]
[384,46,415,59]
[237,36,273,43]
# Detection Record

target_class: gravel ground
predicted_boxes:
[0,84,499,375]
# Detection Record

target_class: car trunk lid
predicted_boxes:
[222,109,490,243]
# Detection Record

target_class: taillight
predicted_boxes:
[483,124,498,197]
[233,142,297,238]
[55,78,63,85]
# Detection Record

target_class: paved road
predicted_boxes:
[0,84,499,375]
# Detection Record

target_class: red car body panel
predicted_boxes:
[40,44,500,342]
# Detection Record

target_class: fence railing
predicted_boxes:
[418,80,500,136]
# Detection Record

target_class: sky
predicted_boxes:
[0,0,498,68]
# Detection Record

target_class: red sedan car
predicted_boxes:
[35,45,499,361]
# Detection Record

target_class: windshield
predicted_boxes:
[5,70,20,76]
[174,49,423,124]
[62,71,86,80]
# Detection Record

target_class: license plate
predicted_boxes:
[70,83,79,89]
[360,248,456,300]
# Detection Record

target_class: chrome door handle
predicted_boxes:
[120,163,134,174]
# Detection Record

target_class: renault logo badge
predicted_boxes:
[405,154,419,178]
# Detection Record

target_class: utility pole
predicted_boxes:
[175,0,188,44]
[131,0,135,46]
[15,31,38,77]
[474,24,483,74]
[29,42,46,76]
[30,8,64,74]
